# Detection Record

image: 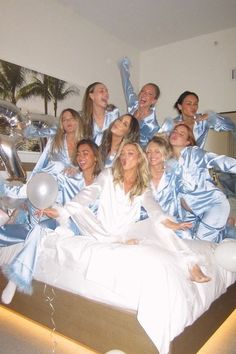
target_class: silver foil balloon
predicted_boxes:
[0,133,26,181]
[0,99,57,181]
[25,112,57,150]
[0,99,26,129]
[26,112,57,127]
[0,99,27,181]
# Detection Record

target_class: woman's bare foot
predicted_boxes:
[189,264,211,283]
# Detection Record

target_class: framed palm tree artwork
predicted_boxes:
[0,58,82,179]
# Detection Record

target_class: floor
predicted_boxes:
[197,310,236,354]
[0,305,100,354]
[0,305,236,354]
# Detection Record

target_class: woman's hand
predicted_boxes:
[63,166,79,176]
[34,208,59,219]
[196,113,208,122]
[162,219,192,231]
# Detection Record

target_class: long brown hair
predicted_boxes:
[81,82,103,139]
[100,114,140,163]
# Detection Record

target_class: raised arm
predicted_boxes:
[206,112,236,138]
[192,147,236,173]
[142,188,192,231]
[24,124,57,139]
[118,57,138,112]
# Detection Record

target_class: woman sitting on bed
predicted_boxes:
[0,139,102,247]
[0,108,84,227]
[146,135,177,216]
[169,123,236,242]
[1,141,212,305]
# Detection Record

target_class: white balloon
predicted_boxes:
[26,173,58,209]
[215,240,236,272]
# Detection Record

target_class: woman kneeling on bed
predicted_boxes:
[1,142,210,304]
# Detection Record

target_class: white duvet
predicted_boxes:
[28,223,236,354]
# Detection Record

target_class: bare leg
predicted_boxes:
[1,280,17,304]
[189,264,211,283]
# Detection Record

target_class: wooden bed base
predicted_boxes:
[0,274,235,354]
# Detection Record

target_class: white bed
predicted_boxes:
[2,228,235,354]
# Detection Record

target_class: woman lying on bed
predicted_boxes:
[1,141,212,304]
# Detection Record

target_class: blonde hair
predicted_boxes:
[51,108,83,158]
[146,134,173,160]
[112,142,150,200]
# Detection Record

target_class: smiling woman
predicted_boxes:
[81,82,119,146]
[99,114,140,167]
[118,57,160,147]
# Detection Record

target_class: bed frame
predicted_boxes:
[0,273,235,354]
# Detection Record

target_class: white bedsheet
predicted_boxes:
[30,228,236,354]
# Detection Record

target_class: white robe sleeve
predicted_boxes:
[142,188,170,224]
[55,169,108,226]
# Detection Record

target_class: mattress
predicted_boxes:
[32,230,236,354]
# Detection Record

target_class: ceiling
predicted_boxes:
[58,0,236,50]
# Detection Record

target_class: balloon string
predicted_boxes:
[43,284,57,354]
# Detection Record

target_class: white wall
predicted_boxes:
[0,0,139,114]
[1,1,235,154]
[140,27,236,123]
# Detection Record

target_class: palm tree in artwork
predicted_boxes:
[18,74,52,114]
[0,60,51,113]
[48,77,80,117]
[0,59,80,116]
[0,60,28,104]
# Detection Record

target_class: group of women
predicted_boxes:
[0,57,236,304]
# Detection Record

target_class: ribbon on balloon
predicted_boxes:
[28,172,59,353]
[43,285,57,354]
